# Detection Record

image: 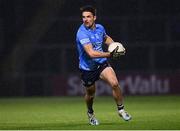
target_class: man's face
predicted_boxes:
[82,11,96,28]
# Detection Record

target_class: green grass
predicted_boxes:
[0,95,180,130]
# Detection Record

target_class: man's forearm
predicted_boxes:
[88,50,111,58]
[104,35,114,45]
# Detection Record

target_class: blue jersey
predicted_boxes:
[76,24,107,71]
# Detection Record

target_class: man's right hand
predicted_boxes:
[110,46,121,59]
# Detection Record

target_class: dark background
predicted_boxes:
[0,0,180,96]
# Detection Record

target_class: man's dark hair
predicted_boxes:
[80,5,96,16]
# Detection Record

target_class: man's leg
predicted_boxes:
[100,67,131,121]
[100,67,123,105]
[85,84,99,125]
[85,84,96,114]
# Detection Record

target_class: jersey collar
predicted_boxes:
[83,24,97,31]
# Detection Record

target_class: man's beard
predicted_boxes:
[86,22,95,29]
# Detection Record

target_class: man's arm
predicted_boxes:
[104,35,114,45]
[83,44,111,58]
[104,35,125,59]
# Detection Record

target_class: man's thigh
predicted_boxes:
[99,67,118,85]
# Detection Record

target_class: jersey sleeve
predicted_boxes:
[99,24,107,39]
[103,26,107,38]
[77,30,91,45]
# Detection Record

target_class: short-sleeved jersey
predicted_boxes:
[76,24,107,71]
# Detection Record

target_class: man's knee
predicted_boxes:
[85,90,95,100]
[110,80,119,89]
[86,90,95,97]
[86,85,96,96]
[86,94,95,99]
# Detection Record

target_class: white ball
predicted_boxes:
[108,42,125,53]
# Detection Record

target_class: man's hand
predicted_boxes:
[110,46,120,59]
[119,48,126,55]
[110,46,126,59]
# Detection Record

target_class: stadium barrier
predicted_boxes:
[51,72,180,96]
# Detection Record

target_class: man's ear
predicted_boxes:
[94,15,97,21]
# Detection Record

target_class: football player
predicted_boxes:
[75,5,131,125]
